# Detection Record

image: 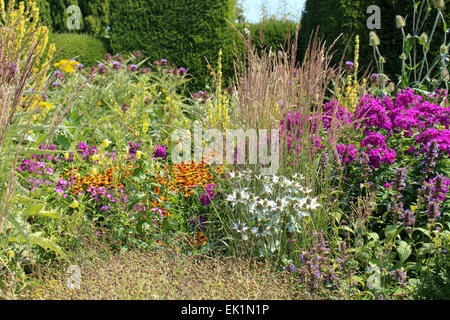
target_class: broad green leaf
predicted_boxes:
[385,225,399,242]
[22,204,45,217]
[396,240,412,263]
[330,211,341,223]
[414,227,431,239]
[54,135,71,150]
[367,232,379,241]
[339,225,354,234]
[417,243,434,256]
[7,214,29,248]
[29,234,65,257]
[24,210,61,219]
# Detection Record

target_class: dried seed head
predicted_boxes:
[432,0,445,9]
[419,32,429,45]
[369,31,380,47]
[395,15,406,29]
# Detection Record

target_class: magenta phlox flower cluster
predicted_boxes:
[153,145,167,159]
[77,142,99,160]
[336,144,358,165]
[200,183,217,206]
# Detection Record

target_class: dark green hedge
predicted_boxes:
[109,0,238,91]
[246,18,299,52]
[299,0,449,83]
[49,32,110,67]
[29,0,110,35]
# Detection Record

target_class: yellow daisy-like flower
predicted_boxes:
[38,101,53,110]
[71,200,79,209]
[54,59,78,73]
[91,154,100,162]
[6,250,14,259]
[101,139,112,149]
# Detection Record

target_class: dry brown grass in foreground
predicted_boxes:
[19,245,313,300]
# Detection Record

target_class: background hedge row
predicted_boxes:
[29,0,447,90]
[109,0,238,90]
[8,0,111,35]
[48,32,111,67]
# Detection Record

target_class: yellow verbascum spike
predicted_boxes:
[1,0,6,22]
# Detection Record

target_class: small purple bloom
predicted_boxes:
[153,145,166,159]
[345,61,354,71]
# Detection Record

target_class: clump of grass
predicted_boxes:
[17,235,319,300]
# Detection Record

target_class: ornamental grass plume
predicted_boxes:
[231,23,352,192]
[232,25,338,131]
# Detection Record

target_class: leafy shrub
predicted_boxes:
[48,32,110,66]
[77,0,110,35]
[246,18,298,52]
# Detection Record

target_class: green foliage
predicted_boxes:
[299,0,449,86]
[48,32,110,66]
[31,0,110,35]
[109,0,238,91]
[48,0,80,33]
[246,18,298,52]
[78,0,110,35]
[34,0,52,27]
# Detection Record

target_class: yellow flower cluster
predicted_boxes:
[337,35,361,114]
[54,59,79,73]
[1,1,52,69]
[32,101,53,123]
[2,1,57,123]
[208,49,230,129]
